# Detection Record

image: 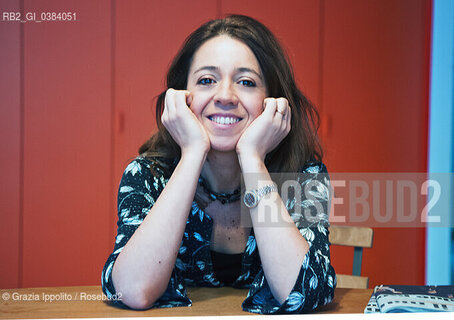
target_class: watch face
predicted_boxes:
[244,190,257,208]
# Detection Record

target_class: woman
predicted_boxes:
[102,14,336,314]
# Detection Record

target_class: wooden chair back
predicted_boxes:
[329,225,374,289]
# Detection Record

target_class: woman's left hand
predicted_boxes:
[236,97,291,162]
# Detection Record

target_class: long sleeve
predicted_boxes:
[242,162,337,314]
[101,157,191,308]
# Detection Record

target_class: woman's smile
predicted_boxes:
[207,113,244,131]
[208,114,242,126]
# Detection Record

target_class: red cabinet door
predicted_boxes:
[321,0,431,286]
[112,0,218,193]
[222,0,431,287]
[22,0,113,287]
[0,0,21,289]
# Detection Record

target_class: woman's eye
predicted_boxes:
[239,79,256,87]
[198,78,215,85]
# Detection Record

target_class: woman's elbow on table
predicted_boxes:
[112,270,167,310]
[115,283,165,310]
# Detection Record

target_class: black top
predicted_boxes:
[210,250,243,286]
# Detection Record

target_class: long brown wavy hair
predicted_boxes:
[139,14,323,172]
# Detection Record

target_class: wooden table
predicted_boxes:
[0,286,373,318]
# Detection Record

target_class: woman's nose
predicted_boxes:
[213,82,239,106]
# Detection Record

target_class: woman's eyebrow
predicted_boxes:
[192,66,263,80]
[236,67,263,80]
[193,66,219,74]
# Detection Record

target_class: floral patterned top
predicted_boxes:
[101,156,336,314]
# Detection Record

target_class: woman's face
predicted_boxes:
[186,35,268,152]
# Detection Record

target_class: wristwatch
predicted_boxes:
[243,183,278,208]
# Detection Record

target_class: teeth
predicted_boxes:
[210,116,240,125]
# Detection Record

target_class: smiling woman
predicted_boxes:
[101,14,336,314]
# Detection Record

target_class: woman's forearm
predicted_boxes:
[239,155,309,304]
[112,151,207,309]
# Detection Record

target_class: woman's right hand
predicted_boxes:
[161,88,210,156]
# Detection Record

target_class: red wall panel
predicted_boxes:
[112,0,218,216]
[0,0,21,289]
[221,0,431,287]
[22,0,112,287]
[322,0,429,173]
[321,0,431,286]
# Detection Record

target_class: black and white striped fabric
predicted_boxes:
[365,285,454,313]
